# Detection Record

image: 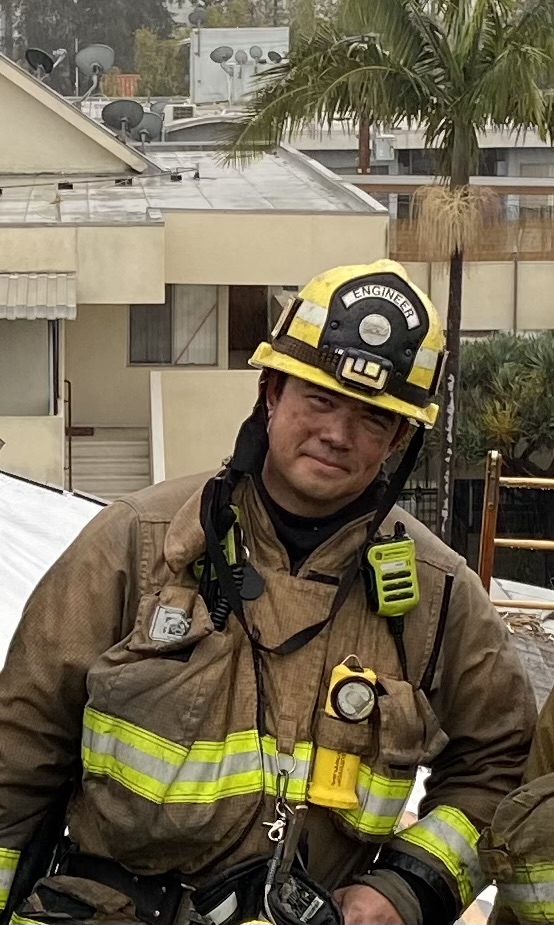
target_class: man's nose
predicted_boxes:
[320,411,354,449]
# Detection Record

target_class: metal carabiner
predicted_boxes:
[264,817,288,843]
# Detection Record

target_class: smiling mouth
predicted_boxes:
[305,454,348,473]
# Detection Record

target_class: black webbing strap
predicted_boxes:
[420,572,455,695]
[202,424,425,657]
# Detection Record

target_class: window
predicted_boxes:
[398,149,441,176]
[228,285,270,369]
[129,285,218,366]
[519,163,554,217]
[129,288,172,364]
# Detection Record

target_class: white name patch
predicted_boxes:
[342,284,421,330]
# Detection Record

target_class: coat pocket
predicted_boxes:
[377,676,448,769]
[22,875,142,924]
[487,772,554,861]
[126,585,214,655]
[87,585,234,746]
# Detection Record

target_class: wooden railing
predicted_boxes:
[478,450,554,608]
[391,218,554,261]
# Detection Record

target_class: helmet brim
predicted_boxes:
[249,342,439,429]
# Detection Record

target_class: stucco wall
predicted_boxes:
[65,305,151,427]
[153,369,260,480]
[0,415,65,485]
[0,72,132,175]
[403,261,554,330]
[164,212,389,285]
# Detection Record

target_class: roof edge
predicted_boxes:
[0,53,162,176]
[278,143,389,214]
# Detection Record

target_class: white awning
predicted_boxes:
[0,273,76,320]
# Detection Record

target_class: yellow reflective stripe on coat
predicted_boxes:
[336,765,414,837]
[498,861,554,924]
[82,707,311,805]
[0,847,20,911]
[395,805,485,906]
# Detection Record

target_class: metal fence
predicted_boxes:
[398,483,438,531]
[399,477,554,587]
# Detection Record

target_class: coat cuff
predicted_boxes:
[354,869,422,925]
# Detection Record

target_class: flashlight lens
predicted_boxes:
[334,679,376,722]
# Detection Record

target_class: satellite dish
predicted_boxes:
[235,49,248,65]
[75,43,115,77]
[267,50,283,64]
[75,44,115,104]
[188,8,205,24]
[25,47,68,82]
[26,48,54,76]
[250,45,263,61]
[151,99,168,116]
[102,99,145,141]
[210,45,233,64]
[131,112,163,146]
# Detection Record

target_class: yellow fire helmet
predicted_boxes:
[249,259,445,428]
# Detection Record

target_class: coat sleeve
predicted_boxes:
[481,686,554,925]
[376,558,537,920]
[0,500,141,912]
[524,686,554,783]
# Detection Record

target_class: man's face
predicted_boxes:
[263,374,407,516]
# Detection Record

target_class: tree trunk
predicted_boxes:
[2,0,14,59]
[436,247,463,545]
[357,118,371,174]
[435,126,471,547]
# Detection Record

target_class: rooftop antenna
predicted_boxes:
[151,99,169,117]
[268,50,289,65]
[131,111,163,151]
[102,99,145,142]
[75,43,115,107]
[235,48,248,78]
[188,8,206,24]
[210,46,234,65]
[249,45,266,72]
[25,47,67,82]
[211,46,235,104]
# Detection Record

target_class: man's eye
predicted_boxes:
[361,413,388,429]
[309,394,332,408]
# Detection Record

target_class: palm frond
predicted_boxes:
[411,185,500,258]
[342,0,425,66]
[507,0,554,57]
[220,0,554,185]
[218,28,426,164]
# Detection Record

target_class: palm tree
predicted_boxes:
[223,0,554,545]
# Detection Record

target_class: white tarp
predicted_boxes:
[0,472,101,667]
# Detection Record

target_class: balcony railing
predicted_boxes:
[390,216,554,262]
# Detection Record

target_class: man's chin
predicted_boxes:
[292,475,351,504]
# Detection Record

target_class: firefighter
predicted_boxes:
[479,684,554,925]
[0,260,536,925]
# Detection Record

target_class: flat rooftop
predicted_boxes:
[0,146,385,225]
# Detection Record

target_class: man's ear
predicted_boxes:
[265,371,284,423]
